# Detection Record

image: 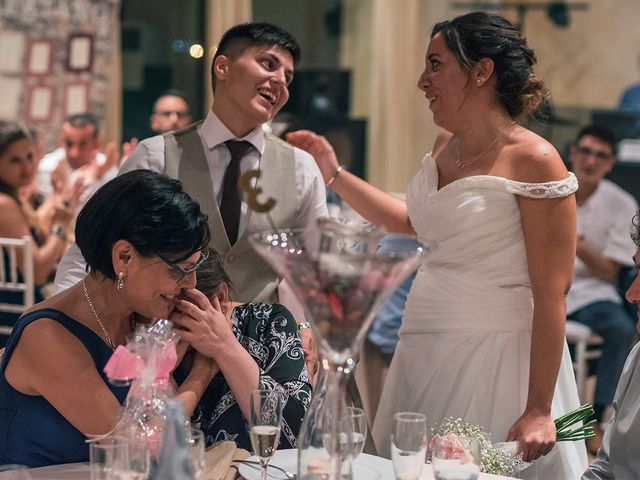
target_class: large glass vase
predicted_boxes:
[249,219,427,479]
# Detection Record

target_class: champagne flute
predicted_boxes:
[431,434,481,480]
[249,389,284,480]
[391,412,428,480]
[346,406,368,459]
[187,427,206,479]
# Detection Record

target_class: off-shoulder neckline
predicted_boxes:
[426,152,576,194]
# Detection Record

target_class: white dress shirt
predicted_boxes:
[567,179,638,314]
[37,147,114,198]
[53,110,328,293]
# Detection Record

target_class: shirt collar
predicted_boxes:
[199,109,265,154]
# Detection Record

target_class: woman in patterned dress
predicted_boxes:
[171,248,311,450]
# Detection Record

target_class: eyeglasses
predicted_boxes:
[164,249,209,284]
[575,145,613,161]
[154,110,190,119]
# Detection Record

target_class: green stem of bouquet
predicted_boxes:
[555,404,596,441]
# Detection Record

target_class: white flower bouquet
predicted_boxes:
[431,404,596,476]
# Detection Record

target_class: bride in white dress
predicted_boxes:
[288,11,587,479]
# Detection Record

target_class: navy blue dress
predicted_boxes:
[0,309,129,467]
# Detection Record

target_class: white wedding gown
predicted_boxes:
[371,154,588,479]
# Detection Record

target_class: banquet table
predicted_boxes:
[26,453,520,480]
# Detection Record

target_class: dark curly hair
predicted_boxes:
[76,170,210,279]
[432,11,548,118]
[632,212,640,247]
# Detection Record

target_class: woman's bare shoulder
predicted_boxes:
[509,129,569,183]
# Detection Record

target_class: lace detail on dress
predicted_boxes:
[503,172,578,199]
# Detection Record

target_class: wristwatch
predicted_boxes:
[297,322,312,330]
[51,224,65,238]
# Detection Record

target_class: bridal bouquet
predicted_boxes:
[431,404,596,476]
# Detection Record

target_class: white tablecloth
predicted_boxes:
[27,461,519,479]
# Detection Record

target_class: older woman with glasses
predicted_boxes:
[0,170,214,468]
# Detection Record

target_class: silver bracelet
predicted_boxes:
[325,165,345,187]
[297,322,312,330]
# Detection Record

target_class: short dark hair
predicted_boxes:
[632,212,640,247]
[575,125,617,154]
[64,113,100,138]
[195,248,233,298]
[154,89,191,113]
[211,22,301,91]
[432,11,547,118]
[76,170,210,279]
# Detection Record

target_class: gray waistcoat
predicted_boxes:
[163,122,297,302]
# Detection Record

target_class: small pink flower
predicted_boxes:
[432,434,474,463]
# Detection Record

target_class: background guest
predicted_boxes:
[37,113,118,202]
[150,89,192,133]
[0,121,74,344]
[566,125,638,453]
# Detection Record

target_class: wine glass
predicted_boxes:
[391,412,428,480]
[431,434,481,480]
[89,436,131,480]
[0,464,32,480]
[249,220,427,480]
[187,427,206,479]
[249,389,284,480]
[346,407,367,459]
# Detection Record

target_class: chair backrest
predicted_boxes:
[0,236,34,334]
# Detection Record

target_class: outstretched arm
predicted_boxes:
[286,130,414,235]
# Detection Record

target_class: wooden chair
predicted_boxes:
[565,320,604,402]
[0,236,34,336]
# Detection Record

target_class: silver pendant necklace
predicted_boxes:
[82,277,116,350]
[456,121,516,169]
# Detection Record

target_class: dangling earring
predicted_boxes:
[477,79,481,86]
[116,272,125,291]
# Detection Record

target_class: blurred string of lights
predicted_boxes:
[171,40,217,59]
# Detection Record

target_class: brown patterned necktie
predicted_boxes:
[220,140,252,245]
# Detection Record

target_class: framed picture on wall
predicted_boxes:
[27,85,55,123]
[63,82,89,116]
[27,38,53,75]
[66,33,94,73]
[0,31,26,73]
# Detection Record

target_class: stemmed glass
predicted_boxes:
[431,435,481,480]
[249,219,426,480]
[249,389,284,480]
[346,407,367,459]
[391,412,428,480]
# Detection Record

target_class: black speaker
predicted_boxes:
[284,69,351,117]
